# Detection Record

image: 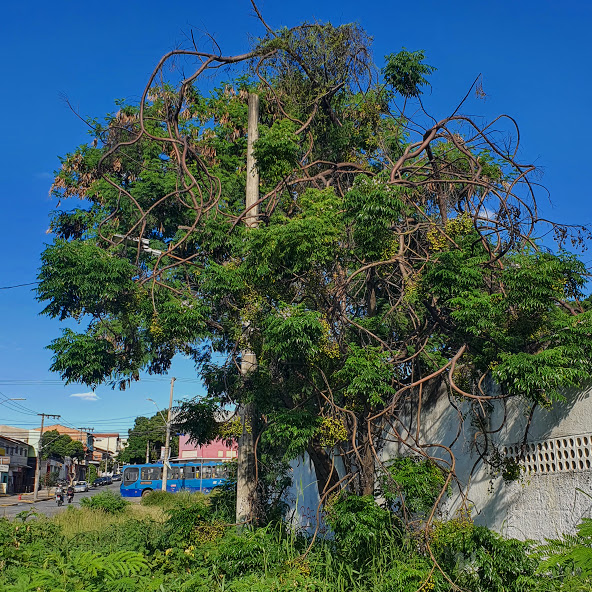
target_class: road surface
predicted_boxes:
[0,483,127,519]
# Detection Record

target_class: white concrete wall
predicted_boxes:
[286,384,592,541]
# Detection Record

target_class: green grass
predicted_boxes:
[52,504,166,537]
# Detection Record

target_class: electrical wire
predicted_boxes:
[0,282,39,290]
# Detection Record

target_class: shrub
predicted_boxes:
[381,456,449,518]
[325,494,401,566]
[80,490,130,514]
[210,480,237,521]
[431,516,537,592]
[161,497,213,548]
[140,490,176,507]
[209,527,291,579]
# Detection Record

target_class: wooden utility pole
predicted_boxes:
[236,92,259,525]
[161,377,175,491]
[33,413,60,501]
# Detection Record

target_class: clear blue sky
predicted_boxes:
[0,0,590,436]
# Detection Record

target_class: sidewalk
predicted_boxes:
[0,489,54,506]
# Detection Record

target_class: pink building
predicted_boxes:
[177,435,237,461]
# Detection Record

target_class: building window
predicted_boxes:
[218,451,223,457]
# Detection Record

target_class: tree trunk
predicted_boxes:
[358,425,376,496]
[307,441,341,502]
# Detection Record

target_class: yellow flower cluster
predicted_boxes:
[286,556,311,577]
[193,521,226,544]
[427,213,473,251]
[319,318,340,359]
[317,417,348,447]
[149,314,164,339]
[219,418,250,439]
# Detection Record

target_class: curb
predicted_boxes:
[0,497,53,507]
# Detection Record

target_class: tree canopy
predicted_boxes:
[118,413,178,465]
[38,12,592,521]
[40,430,85,461]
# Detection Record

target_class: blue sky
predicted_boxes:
[0,0,590,436]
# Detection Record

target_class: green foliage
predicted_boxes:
[80,490,130,514]
[86,464,98,485]
[537,518,592,585]
[118,412,177,464]
[1,497,592,592]
[38,11,592,519]
[140,489,177,507]
[160,496,213,547]
[325,494,401,566]
[40,430,85,461]
[253,119,300,182]
[381,456,449,518]
[383,49,436,97]
[335,344,397,408]
[431,516,537,592]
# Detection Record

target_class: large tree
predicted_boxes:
[39,11,592,522]
[118,413,179,464]
[40,430,85,461]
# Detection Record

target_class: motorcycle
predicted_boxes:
[67,489,74,504]
[56,491,64,506]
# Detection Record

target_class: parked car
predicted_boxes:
[103,475,113,485]
[111,473,122,482]
[73,481,89,493]
[92,477,105,487]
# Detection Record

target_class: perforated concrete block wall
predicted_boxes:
[504,434,592,475]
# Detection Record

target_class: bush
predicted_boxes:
[430,516,537,592]
[381,456,449,518]
[325,494,401,566]
[80,490,130,514]
[210,480,237,521]
[140,490,176,507]
[141,489,210,512]
[160,497,213,547]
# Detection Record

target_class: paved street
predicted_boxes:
[0,483,125,519]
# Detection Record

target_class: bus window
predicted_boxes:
[170,466,181,480]
[141,466,162,480]
[213,465,227,478]
[183,466,195,479]
[202,466,212,478]
[123,467,139,485]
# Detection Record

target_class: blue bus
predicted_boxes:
[120,462,229,497]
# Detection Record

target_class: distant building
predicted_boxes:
[93,433,121,456]
[36,424,94,451]
[176,435,237,461]
[0,434,34,494]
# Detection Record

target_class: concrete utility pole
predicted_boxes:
[236,92,259,525]
[33,413,60,501]
[146,440,150,464]
[161,377,175,491]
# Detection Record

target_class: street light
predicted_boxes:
[146,398,167,426]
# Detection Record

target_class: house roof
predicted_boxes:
[0,434,31,448]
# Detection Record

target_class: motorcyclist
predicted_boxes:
[55,483,64,506]
[67,484,74,504]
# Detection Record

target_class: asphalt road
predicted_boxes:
[0,482,126,519]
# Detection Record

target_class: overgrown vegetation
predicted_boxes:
[1,492,591,591]
[38,6,592,527]
[80,490,130,514]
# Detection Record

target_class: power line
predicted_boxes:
[0,281,39,290]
